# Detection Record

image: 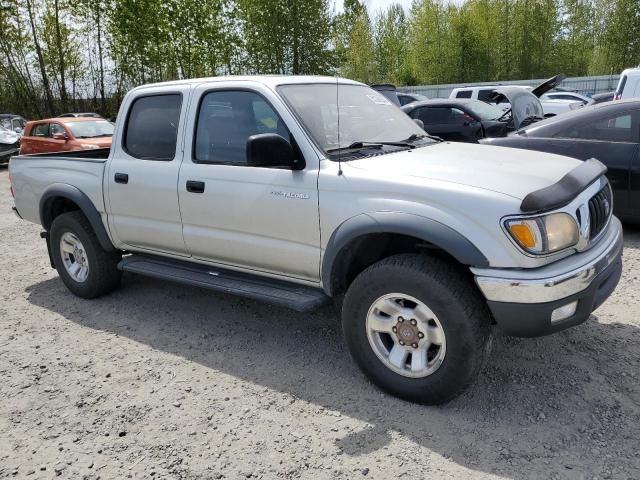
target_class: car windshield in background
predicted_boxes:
[67,120,114,138]
[278,83,431,156]
[466,101,504,120]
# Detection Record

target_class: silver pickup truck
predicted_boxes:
[9,76,623,404]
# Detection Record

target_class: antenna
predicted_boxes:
[336,75,343,176]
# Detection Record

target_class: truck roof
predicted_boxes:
[129,75,364,92]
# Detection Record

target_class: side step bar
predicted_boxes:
[118,255,330,312]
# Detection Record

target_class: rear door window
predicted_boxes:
[455,90,472,99]
[415,107,452,125]
[477,89,496,102]
[554,111,638,143]
[124,94,182,160]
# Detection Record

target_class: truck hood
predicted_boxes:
[346,142,581,200]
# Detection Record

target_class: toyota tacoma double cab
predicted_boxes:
[9,76,623,404]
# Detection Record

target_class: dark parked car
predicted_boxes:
[402,99,511,142]
[480,99,640,221]
[397,91,429,106]
[370,84,401,106]
[589,92,615,104]
[370,85,429,107]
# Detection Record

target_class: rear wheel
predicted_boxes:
[50,211,122,298]
[342,254,491,404]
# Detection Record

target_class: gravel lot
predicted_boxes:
[1,166,639,480]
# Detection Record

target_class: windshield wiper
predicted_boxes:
[327,140,416,154]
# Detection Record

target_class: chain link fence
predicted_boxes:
[398,75,620,99]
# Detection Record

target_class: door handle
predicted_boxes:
[114,173,129,184]
[186,180,205,193]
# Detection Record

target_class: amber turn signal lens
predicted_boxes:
[508,223,537,249]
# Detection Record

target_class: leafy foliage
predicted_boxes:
[0,0,638,119]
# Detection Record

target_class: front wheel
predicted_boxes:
[342,254,491,405]
[50,211,122,299]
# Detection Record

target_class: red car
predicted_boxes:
[19,117,113,155]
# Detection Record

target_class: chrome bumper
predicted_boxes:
[472,217,623,304]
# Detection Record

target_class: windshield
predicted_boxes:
[67,120,114,138]
[278,83,429,155]
[465,101,504,120]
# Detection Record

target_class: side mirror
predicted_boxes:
[52,132,67,141]
[14,127,22,134]
[246,133,303,170]
[413,118,425,130]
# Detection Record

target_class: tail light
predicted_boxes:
[613,93,621,101]
[463,112,476,122]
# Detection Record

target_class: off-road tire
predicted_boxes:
[50,211,122,299]
[342,253,492,405]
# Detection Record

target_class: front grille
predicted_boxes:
[588,184,612,239]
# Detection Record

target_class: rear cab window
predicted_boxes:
[123,94,182,161]
[31,123,51,137]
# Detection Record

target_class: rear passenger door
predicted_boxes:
[105,86,191,255]
[177,82,321,281]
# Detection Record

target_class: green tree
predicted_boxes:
[238,0,335,74]
[342,8,376,83]
[372,3,412,84]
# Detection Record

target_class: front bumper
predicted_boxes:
[472,217,623,337]
[0,146,19,163]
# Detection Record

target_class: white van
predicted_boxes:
[614,68,640,100]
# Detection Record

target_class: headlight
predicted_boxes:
[80,144,99,150]
[505,212,579,254]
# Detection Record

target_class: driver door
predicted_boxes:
[177,82,321,281]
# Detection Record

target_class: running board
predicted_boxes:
[118,255,330,312]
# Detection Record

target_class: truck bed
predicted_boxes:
[9,149,109,226]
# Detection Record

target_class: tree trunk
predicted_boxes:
[26,0,56,116]
[95,1,106,114]
[54,0,68,110]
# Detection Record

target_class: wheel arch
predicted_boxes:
[321,212,488,297]
[39,184,116,252]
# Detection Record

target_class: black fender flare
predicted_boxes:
[321,212,489,296]
[39,183,116,252]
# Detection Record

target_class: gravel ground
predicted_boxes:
[1,166,639,480]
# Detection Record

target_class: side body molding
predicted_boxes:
[321,212,489,296]
[39,184,116,252]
